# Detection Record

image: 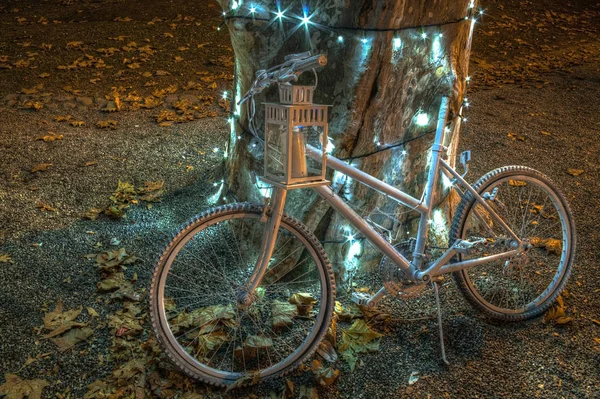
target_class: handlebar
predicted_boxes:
[238,52,327,105]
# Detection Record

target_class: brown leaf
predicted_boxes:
[50,327,93,352]
[31,163,52,173]
[310,359,340,386]
[540,131,551,136]
[36,202,57,212]
[96,120,117,129]
[83,207,102,220]
[36,132,63,142]
[567,168,584,177]
[0,374,49,399]
[0,254,14,264]
[84,161,98,167]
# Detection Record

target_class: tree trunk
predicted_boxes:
[218,0,476,285]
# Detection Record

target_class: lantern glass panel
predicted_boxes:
[265,122,288,179]
[291,125,325,181]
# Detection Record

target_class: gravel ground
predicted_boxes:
[1,0,599,398]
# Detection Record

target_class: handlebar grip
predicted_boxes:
[294,54,328,73]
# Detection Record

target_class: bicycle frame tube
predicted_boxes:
[246,187,287,293]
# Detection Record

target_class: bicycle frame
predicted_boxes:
[249,97,521,302]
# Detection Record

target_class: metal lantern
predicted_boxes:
[262,83,329,188]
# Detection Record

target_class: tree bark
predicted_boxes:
[218,0,476,284]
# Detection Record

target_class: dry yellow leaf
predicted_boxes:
[567,168,584,177]
[31,163,52,173]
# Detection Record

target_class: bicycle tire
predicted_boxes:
[149,203,335,387]
[450,166,576,321]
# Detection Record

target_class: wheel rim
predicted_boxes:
[154,210,329,382]
[459,175,571,315]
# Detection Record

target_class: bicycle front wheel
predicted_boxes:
[451,166,576,321]
[149,203,335,387]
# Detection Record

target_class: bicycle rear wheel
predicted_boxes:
[451,166,576,321]
[149,203,335,387]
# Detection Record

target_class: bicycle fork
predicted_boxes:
[238,187,288,307]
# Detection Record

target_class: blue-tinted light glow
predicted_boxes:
[338,35,344,43]
[393,37,402,50]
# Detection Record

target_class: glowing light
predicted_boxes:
[301,14,311,25]
[222,91,228,99]
[464,102,470,108]
[375,141,380,146]
[249,5,256,14]
[416,112,430,126]
[442,173,453,189]
[213,147,219,153]
[393,37,402,50]
[466,76,471,82]
[421,32,427,39]
[361,37,368,44]
[222,11,226,16]
[401,150,407,156]
[337,35,344,43]
[217,27,221,31]
[346,233,355,242]
[438,33,444,38]
[479,9,485,15]
[463,117,468,123]
[231,0,239,10]
[326,137,335,154]
[276,10,284,19]
[252,143,257,148]
[469,0,475,8]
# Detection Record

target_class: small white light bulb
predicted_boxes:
[401,150,407,156]
[301,15,310,25]
[416,112,429,126]
[393,37,401,50]
[249,5,256,14]
[213,147,219,153]
[421,32,427,39]
[276,11,284,19]
[338,35,344,43]
[361,38,368,44]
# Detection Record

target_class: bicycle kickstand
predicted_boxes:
[432,281,450,365]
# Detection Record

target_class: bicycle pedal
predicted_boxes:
[351,292,372,306]
[453,238,486,255]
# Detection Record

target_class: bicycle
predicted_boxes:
[148,52,576,387]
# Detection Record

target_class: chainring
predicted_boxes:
[379,242,426,300]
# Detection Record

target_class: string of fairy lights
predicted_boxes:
[213,0,482,247]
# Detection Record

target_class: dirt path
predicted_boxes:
[1,0,599,398]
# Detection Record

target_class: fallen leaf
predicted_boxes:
[87,307,99,317]
[272,300,298,328]
[508,180,527,187]
[540,131,551,136]
[36,202,57,212]
[42,299,85,338]
[96,120,117,129]
[37,132,63,142]
[289,293,318,316]
[567,168,584,177]
[310,359,340,386]
[84,161,98,167]
[31,163,52,173]
[83,207,103,220]
[0,374,49,399]
[50,327,93,352]
[70,121,85,127]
